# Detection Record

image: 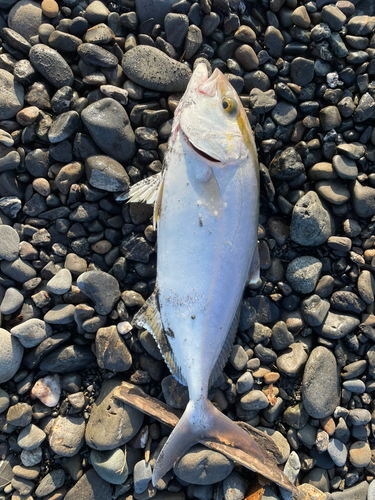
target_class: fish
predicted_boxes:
[119,62,264,485]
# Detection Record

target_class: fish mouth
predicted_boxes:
[182,130,221,163]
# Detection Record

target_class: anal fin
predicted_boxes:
[132,291,186,386]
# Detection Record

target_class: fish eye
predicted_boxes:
[222,97,237,114]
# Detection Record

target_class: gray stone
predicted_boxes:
[174,445,233,485]
[85,379,144,450]
[11,318,51,348]
[34,469,65,497]
[77,270,120,315]
[161,375,189,409]
[286,256,322,294]
[81,98,136,163]
[0,70,24,120]
[327,438,348,466]
[134,459,152,494]
[64,469,111,500]
[0,328,24,383]
[1,287,24,314]
[39,345,96,373]
[276,343,309,377]
[301,295,330,327]
[85,155,131,192]
[290,191,335,246]
[44,304,75,324]
[8,0,44,41]
[314,311,360,339]
[122,46,192,92]
[330,481,368,500]
[46,269,72,295]
[17,423,46,450]
[49,416,85,457]
[302,346,340,418]
[29,45,74,88]
[223,471,247,500]
[1,258,36,283]
[351,180,375,218]
[90,447,128,485]
[96,325,132,372]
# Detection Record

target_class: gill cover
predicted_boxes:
[178,63,254,163]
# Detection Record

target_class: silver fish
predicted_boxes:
[120,62,264,485]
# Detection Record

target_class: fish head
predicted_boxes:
[176,63,256,165]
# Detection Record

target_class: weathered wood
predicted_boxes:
[114,382,298,494]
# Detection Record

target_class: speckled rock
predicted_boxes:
[122,46,192,92]
[302,346,340,418]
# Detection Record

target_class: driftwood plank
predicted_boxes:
[114,382,298,495]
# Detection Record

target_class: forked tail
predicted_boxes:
[152,398,265,486]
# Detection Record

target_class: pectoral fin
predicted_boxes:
[116,172,163,205]
[194,167,222,219]
[132,291,186,386]
[247,244,260,285]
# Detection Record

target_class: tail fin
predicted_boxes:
[152,398,265,486]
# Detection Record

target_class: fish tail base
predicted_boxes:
[152,398,264,486]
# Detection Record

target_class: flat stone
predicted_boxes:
[1,287,23,314]
[302,346,340,418]
[39,345,96,373]
[315,180,350,205]
[314,311,360,339]
[85,379,144,450]
[174,445,233,485]
[0,328,24,383]
[81,98,136,163]
[96,326,132,372]
[0,70,24,120]
[17,423,46,450]
[64,469,111,500]
[85,155,130,192]
[122,46,192,92]
[49,415,85,457]
[46,269,72,295]
[90,447,128,485]
[276,343,309,376]
[0,225,21,261]
[44,304,75,324]
[11,318,51,348]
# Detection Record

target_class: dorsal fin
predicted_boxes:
[132,290,187,386]
[208,300,242,388]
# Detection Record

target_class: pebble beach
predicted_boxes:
[1,0,375,499]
